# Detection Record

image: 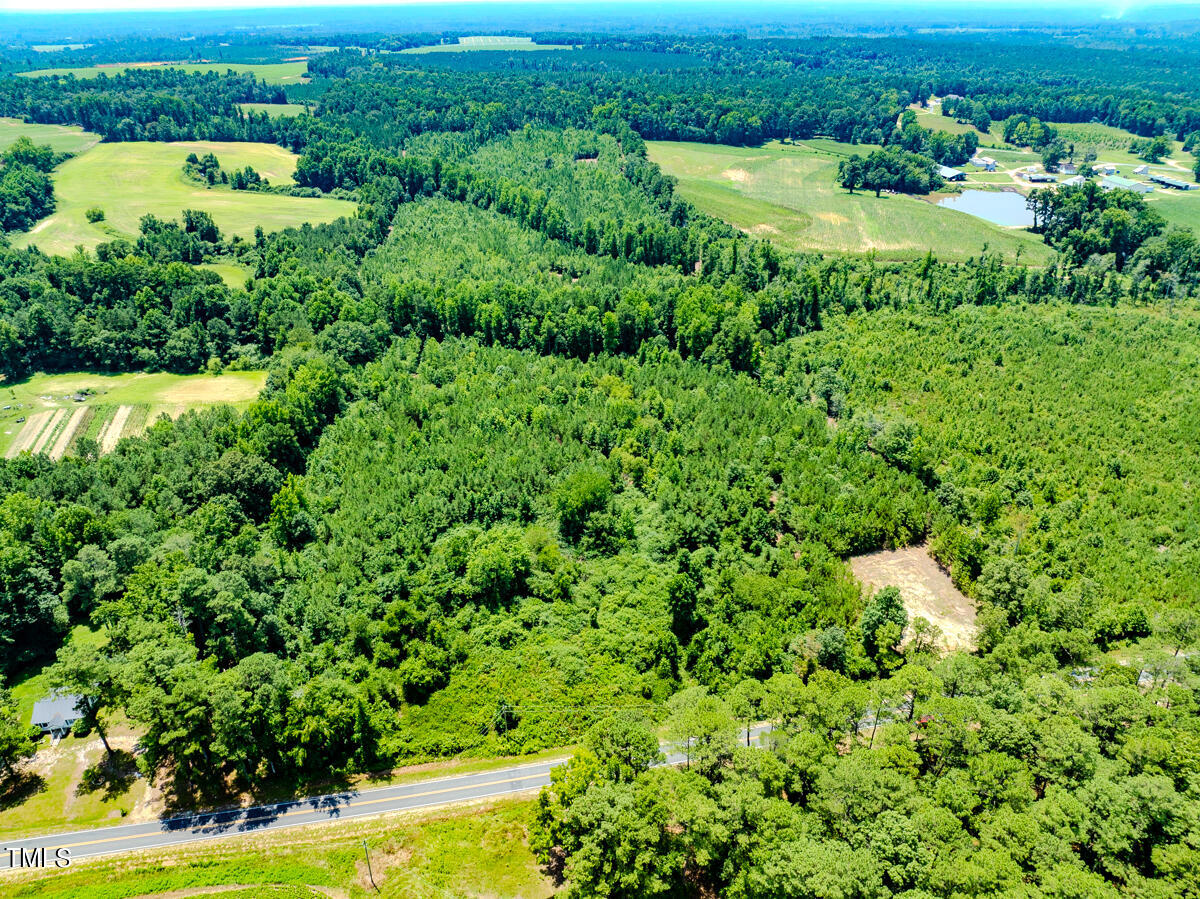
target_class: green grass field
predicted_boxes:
[647,139,1054,263]
[0,370,267,458]
[400,35,573,53]
[0,117,100,156]
[909,101,999,145]
[238,102,310,118]
[10,140,354,255]
[0,798,553,899]
[18,61,309,85]
[198,261,252,288]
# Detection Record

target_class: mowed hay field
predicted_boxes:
[400,35,573,53]
[0,370,266,459]
[647,140,1055,263]
[17,60,309,85]
[0,116,100,156]
[10,140,355,255]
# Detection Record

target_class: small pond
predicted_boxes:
[937,189,1034,227]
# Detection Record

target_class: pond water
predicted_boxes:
[937,189,1034,227]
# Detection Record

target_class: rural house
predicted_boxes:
[31,693,84,739]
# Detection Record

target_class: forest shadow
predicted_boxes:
[76,749,138,801]
[0,770,47,810]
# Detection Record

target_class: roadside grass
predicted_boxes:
[647,139,1054,262]
[238,102,310,118]
[0,371,266,457]
[0,798,555,899]
[0,117,100,156]
[10,141,354,255]
[17,61,309,85]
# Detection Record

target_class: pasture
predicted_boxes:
[10,140,354,255]
[647,139,1054,262]
[0,117,99,156]
[0,370,266,459]
[908,99,999,145]
[17,60,309,85]
[401,35,573,53]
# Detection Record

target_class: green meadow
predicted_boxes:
[0,117,99,156]
[10,140,354,255]
[239,102,311,118]
[18,61,309,85]
[647,139,1054,263]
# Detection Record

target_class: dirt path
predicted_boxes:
[31,407,67,455]
[5,409,51,458]
[48,406,87,459]
[98,404,133,454]
[850,544,977,651]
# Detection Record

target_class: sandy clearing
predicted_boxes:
[31,407,67,454]
[49,406,87,459]
[98,404,133,454]
[5,409,51,458]
[850,544,976,651]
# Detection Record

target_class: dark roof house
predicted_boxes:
[31,693,85,739]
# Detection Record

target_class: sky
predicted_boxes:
[0,0,1195,11]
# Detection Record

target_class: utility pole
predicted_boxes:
[362,840,378,892]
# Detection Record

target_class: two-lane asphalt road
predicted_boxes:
[1,726,771,866]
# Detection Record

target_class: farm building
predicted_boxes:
[31,693,85,738]
[1148,173,1198,190]
[1134,164,1149,175]
[1024,172,1057,183]
[1062,175,1086,187]
[1059,162,1077,174]
[1093,164,1118,175]
[938,165,965,181]
[1101,175,1153,194]
[971,155,997,171]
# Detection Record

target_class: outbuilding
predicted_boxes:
[938,165,965,181]
[1148,173,1198,190]
[1101,175,1153,194]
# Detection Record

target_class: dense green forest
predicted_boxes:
[1,18,1199,899]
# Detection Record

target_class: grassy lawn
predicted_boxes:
[0,117,100,156]
[400,36,573,53]
[17,61,309,85]
[647,139,1054,263]
[908,101,999,145]
[238,102,310,118]
[0,798,555,899]
[10,141,354,256]
[0,370,266,458]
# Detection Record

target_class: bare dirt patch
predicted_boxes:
[814,210,850,225]
[749,223,782,235]
[721,167,751,183]
[850,544,976,650]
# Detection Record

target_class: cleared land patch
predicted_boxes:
[17,60,309,85]
[0,370,266,458]
[850,544,977,651]
[0,116,100,156]
[401,35,573,53]
[10,140,354,255]
[238,102,310,118]
[646,139,1055,263]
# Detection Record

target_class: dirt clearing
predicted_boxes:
[98,404,133,453]
[49,406,87,459]
[849,544,976,650]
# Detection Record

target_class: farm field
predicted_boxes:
[10,140,354,255]
[238,101,310,118]
[908,99,999,145]
[0,370,266,458]
[0,116,100,156]
[17,60,309,84]
[647,139,1055,262]
[400,35,573,53]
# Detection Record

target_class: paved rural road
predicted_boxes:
[0,726,772,867]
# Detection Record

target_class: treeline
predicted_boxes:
[0,136,61,233]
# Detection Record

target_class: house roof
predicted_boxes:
[31,693,84,727]
[938,165,963,178]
